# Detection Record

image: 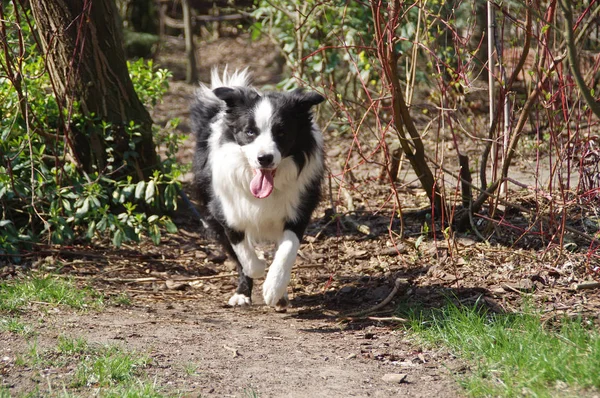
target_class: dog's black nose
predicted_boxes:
[257,154,274,167]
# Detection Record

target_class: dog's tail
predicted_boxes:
[195,66,252,107]
[210,66,251,89]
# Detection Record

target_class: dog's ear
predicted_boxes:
[292,89,325,109]
[213,87,241,109]
[214,87,260,110]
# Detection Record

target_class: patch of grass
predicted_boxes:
[26,340,42,367]
[243,386,260,398]
[57,335,89,356]
[0,316,34,336]
[71,344,152,388]
[0,274,103,313]
[10,335,164,397]
[100,380,165,398]
[0,386,10,398]
[407,302,600,397]
[183,362,199,376]
[107,292,132,307]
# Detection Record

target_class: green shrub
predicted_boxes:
[0,3,184,257]
[251,0,377,92]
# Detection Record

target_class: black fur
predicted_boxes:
[191,78,324,307]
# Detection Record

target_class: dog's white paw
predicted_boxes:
[243,258,266,279]
[262,275,287,307]
[228,293,251,307]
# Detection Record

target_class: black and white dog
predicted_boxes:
[191,69,325,310]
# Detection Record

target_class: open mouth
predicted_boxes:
[250,168,276,199]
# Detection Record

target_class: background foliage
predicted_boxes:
[0,2,183,257]
[251,0,600,256]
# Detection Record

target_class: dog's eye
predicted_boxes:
[246,130,256,137]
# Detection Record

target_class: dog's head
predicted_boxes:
[214,87,324,199]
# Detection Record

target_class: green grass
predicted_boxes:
[107,292,132,307]
[0,273,103,313]
[0,272,168,397]
[0,316,34,336]
[10,335,164,397]
[57,335,90,356]
[182,362,200,376]
[99,381,166,398]
[406,301,600,397]
[71,344,152,388]
[243,386,260,398]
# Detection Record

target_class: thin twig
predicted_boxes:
[342,278,410,318]
[91,273,237,283]
[575,281,600,290]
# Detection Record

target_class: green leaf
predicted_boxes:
[86,220,96,239]
[112,229,123,248]
[135,181,146,199]
[62,199,72,212]
[145,181,155,203]
[415,235,424,249]
[149,225,160,245]
[164,219,178,234]
[75,198,90,217]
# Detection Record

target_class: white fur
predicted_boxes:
[195,68,253,108]
[200,69,323,308]
[228,293,251,307]
[232,239,266,279]
[211,67,251,89]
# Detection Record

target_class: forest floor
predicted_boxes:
[2,33,600,398]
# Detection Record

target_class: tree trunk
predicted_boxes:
[30,0,158,180]
[182,0,198,83]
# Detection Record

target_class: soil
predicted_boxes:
[2,33,599,398]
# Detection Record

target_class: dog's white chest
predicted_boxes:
[210,145,302,241]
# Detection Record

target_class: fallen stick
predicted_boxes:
[575,281,600,290]
[93,273,237,283]
[343,316,407,323]
[342,278,410,318]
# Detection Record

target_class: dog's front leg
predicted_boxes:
[231,236,267,279]
[262,229,300,310]
[223,229,266,307]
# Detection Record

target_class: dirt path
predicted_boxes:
[3,294,463,397]
[74,304,461,397]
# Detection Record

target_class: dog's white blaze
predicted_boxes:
[262,230,300,306]
[241,98,281,169]
[254,98,273,132]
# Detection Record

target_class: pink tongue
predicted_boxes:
[250,169,275,199]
